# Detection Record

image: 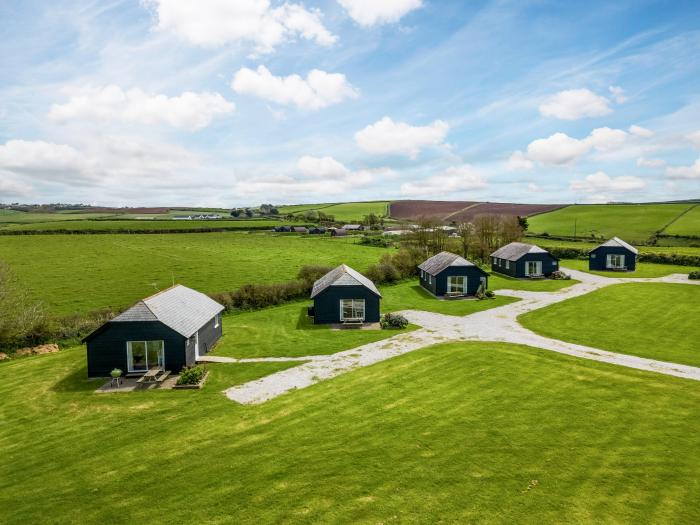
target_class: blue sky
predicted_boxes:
[1,0,700,207]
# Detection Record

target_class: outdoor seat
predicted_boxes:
[342,318,364,324]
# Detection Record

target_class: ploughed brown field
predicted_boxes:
[389,200,566,221]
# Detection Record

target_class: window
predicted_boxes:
[492,257,497,265]
[607,254,625,269]
[214,314,220,328]
[340,299,365,321]
[126,340,164,372]
[447,276,466,294]
[525,261,542,276]
[428,274,432,284]
[505,260,510,269]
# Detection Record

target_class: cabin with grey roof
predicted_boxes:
[82,285,224,377]
[588,237,638,272]
[309,264,381,324]
[490,242,559,278]
[417,251,489,297]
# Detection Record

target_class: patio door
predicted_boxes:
[525,261,541,276]
[340,299,365,321]
[607,254,625,269]
[127,340,164,372]
[447,275,466,294]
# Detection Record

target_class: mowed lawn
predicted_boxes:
[0,218,295,232]
[2,342,700,524]
[520,283,700,367]
[561,258,700,277]
[489,272,579,291]
[528,203,693,242]
[0,233,390,316]
[664,205,700,236]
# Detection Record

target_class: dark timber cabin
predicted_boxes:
[309,227,326,234]
[330,228,347,237]
[418,251,488,297]
[82,285,224,377]
[490,242,559,278]
[589,237,638,271]
[309,264,381,324]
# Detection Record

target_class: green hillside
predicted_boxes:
[278,201,390,221]
[663,205,700,236]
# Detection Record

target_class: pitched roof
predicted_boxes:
[418,251,482,276]
[490,242,550,261]
[343,224,362,229]
[112,285,224,338]
[310,264,381,298]
[590,236,639,255]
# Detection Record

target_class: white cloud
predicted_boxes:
[144,0,337,54]
[666,158,700,179]
[338,0,422,26]
[297,155,350,178]
[570,171,646,193]
[609,85,627,103]
[0,175,34,198]
[636,157,666,168]
[231,66,358,110]
[687,130,700,148]
[523,127,628,166]
[355,117,449,158]
[506,150,533,171]
[49,85,234,130]
[526,132,592,165]
[538,88,612,120]
[629,124,654,138]
[0,140,91,180]
[400,165,488,196]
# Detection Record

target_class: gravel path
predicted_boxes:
[223,269,700,404]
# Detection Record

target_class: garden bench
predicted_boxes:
[342,318,364,325]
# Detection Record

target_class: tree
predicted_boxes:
[230,208,241,218]
[473,214,500,260]
[244,208,254,218]
[517,216,529,231]
[0,262,47,347]
[456,222,475,259]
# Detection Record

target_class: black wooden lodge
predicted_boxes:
[589,237,638,271]
[418,251,488,297]
[83,285,224,378]
[490,242,559,278]
[309,264,381,324]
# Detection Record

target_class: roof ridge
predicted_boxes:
[142,284,182,302]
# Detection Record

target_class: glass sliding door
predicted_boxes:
[447,276,466,294]
[340,299,365,321]
[127,340,164,372]
[525,261,542,276]
[607,254,625,269]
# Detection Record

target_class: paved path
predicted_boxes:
[223,270,700,404]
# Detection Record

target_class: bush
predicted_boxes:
[485,290,495,298]
[550,270,571,280]
[177,365,207,385]
[297,265,334,287]
[380,313,408,329]
[689,271,700,280]
[359,235,393,247]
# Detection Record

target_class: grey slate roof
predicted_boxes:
[112,285,224,338]
[418,251,478,276]
[310,264,381,298]
[590,236,638,255]
[490,242,549,261]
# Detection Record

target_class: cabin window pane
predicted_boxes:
[505,260,510,269]
[127,340,164,372]
[447,276,466,293]
[340,299,365,320]
[607,254,625,268]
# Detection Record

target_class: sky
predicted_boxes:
[1,0,700,207]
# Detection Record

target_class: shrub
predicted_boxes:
[485,290,495,298]
[550,270,571,280]
[380,313,408,329]
[689,271,700,280]
[177,365,207,385]
[359,235,393,247]
[297,265,334,287]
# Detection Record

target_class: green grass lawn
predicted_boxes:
[528,203,693,242]
[664,205,700,236]
[278,201,390,221]
[0,211,117,225]
[520,282,700,367]
[2,341,700,524]
[560,258,700,277]
[213,302,414,358]
[488,272,579,291]
[380,279,519,314]
[0,232,390,316]
[0,218,298,232]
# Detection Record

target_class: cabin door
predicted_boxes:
[525,261,541,276]
[607,254,625,269]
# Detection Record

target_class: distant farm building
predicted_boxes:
[491,242,559,278]
[418,251,488,297]
[330,228,348,237]
[292,226,308,233]
[83,285,224,377]
[589,237,638,271]
[343,224,364,231]
[309,265,381,325]
[273,225,292,232]
[309,227,327,234]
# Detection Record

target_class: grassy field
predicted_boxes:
[560,259,700,277]
[520,283,700,367]
[530,237,700,255]
[528,203,693,242]
[489,273,579,291]
[664,205,700,236]
[0,211,117,224]
[0,218,295,232]
[0,232,391,316]
[278,201,390,221]
[2,341,700,523]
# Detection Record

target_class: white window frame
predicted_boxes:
[525,261,542,276]
[214,314,220,328]
[446,275,467,294]
[505,260,510,270]
[428,274,432,284]
[607,254,625,269]
[492,257,497,265]
[339,299,365,321]
[126,340,164,373]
